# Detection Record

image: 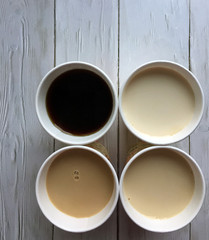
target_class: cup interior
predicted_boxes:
[36,62,118,145]
[119,61,204,145]
[120,146,205,232]
[36,146,119,232]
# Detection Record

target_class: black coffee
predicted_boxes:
[46,69,113,136]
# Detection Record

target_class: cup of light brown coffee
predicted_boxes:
[120,146,205,232]
[36,145,119,232]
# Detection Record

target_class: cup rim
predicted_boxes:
[36,61,118,145]
[119,145,205,232]
[119,60,204,145]
[36,145,119,232]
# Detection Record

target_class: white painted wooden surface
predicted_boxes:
[0,0,209,239]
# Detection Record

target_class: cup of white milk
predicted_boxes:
[119,60,204,145]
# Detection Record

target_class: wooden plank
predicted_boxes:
[190,0,209,239]
[54,0,118,239]
[0,1,54,240]
[119,0,190,239]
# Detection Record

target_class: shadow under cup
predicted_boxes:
[36,62,118,145]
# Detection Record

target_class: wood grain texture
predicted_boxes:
[0,1,54,239]
[119,0,190,239]
[54,0,118,239]
[190,0,209,239]
[0,0,209,239]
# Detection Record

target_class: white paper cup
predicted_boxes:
[36,145,119,232]
[119,61,204,145]
[120,146,205,232]
[36,62,118,145]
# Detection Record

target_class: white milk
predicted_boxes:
[122,68,195,137]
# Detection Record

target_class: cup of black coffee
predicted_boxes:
[36,62,118,145]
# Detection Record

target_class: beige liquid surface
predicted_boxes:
[122,68,195,136]
[46,149,114,218]
[123,149,195,219]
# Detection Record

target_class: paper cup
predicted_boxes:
[119,60,204,145]
[36,145,119,232]
[120,146,205,232]
[36,62,118,145]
